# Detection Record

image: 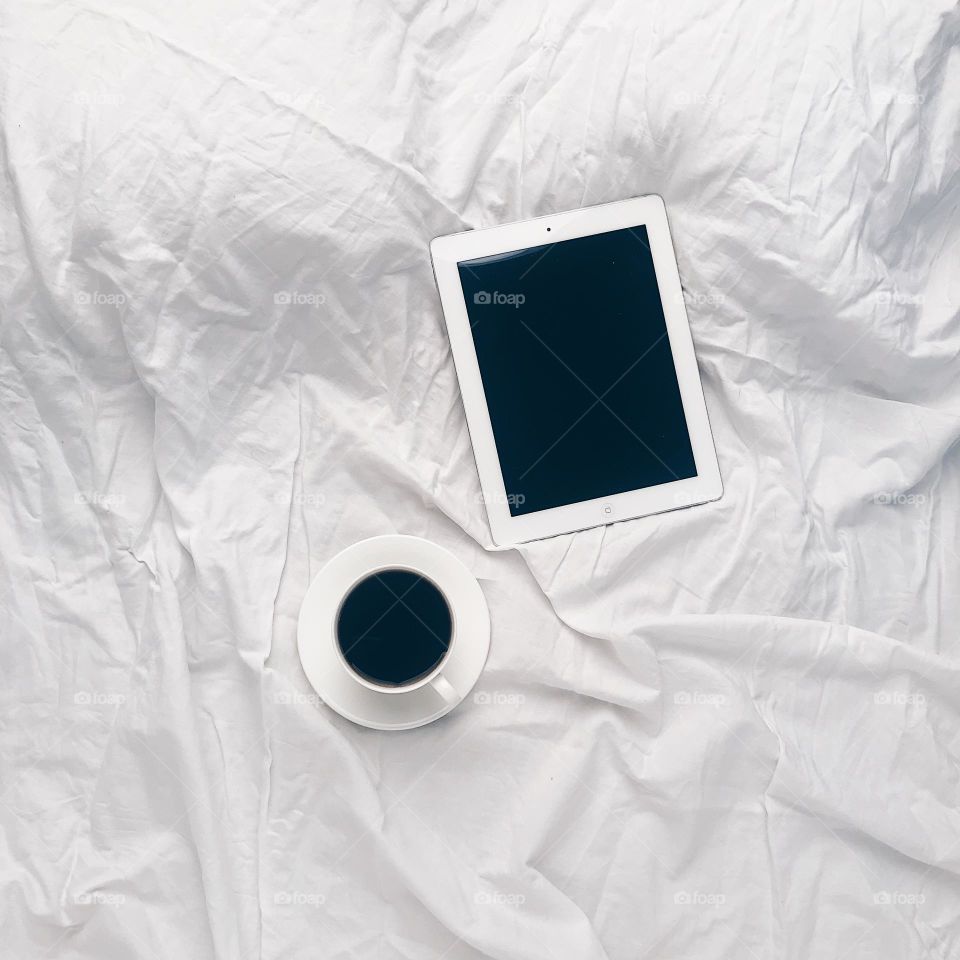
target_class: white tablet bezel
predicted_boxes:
[430,195,722,547]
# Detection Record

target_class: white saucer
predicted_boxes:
[297,535,490,730]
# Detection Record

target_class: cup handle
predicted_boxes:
[430,674,460,706]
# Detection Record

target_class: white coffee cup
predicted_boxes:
[333,565,460,705]
[297,536,490,730]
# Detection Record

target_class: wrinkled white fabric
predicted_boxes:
[2,1,959,958]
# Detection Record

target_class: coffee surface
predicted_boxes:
[336,569,451,687]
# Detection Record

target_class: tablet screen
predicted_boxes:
[457,225,697,517]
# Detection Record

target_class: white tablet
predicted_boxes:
[430,195,722,547]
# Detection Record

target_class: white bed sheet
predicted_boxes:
[2,1,959,957]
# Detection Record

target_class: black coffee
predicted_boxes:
[336,569,452,687]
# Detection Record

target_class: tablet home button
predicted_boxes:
[603,504,613,516]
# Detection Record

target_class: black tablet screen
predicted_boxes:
[457,225,697,517]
